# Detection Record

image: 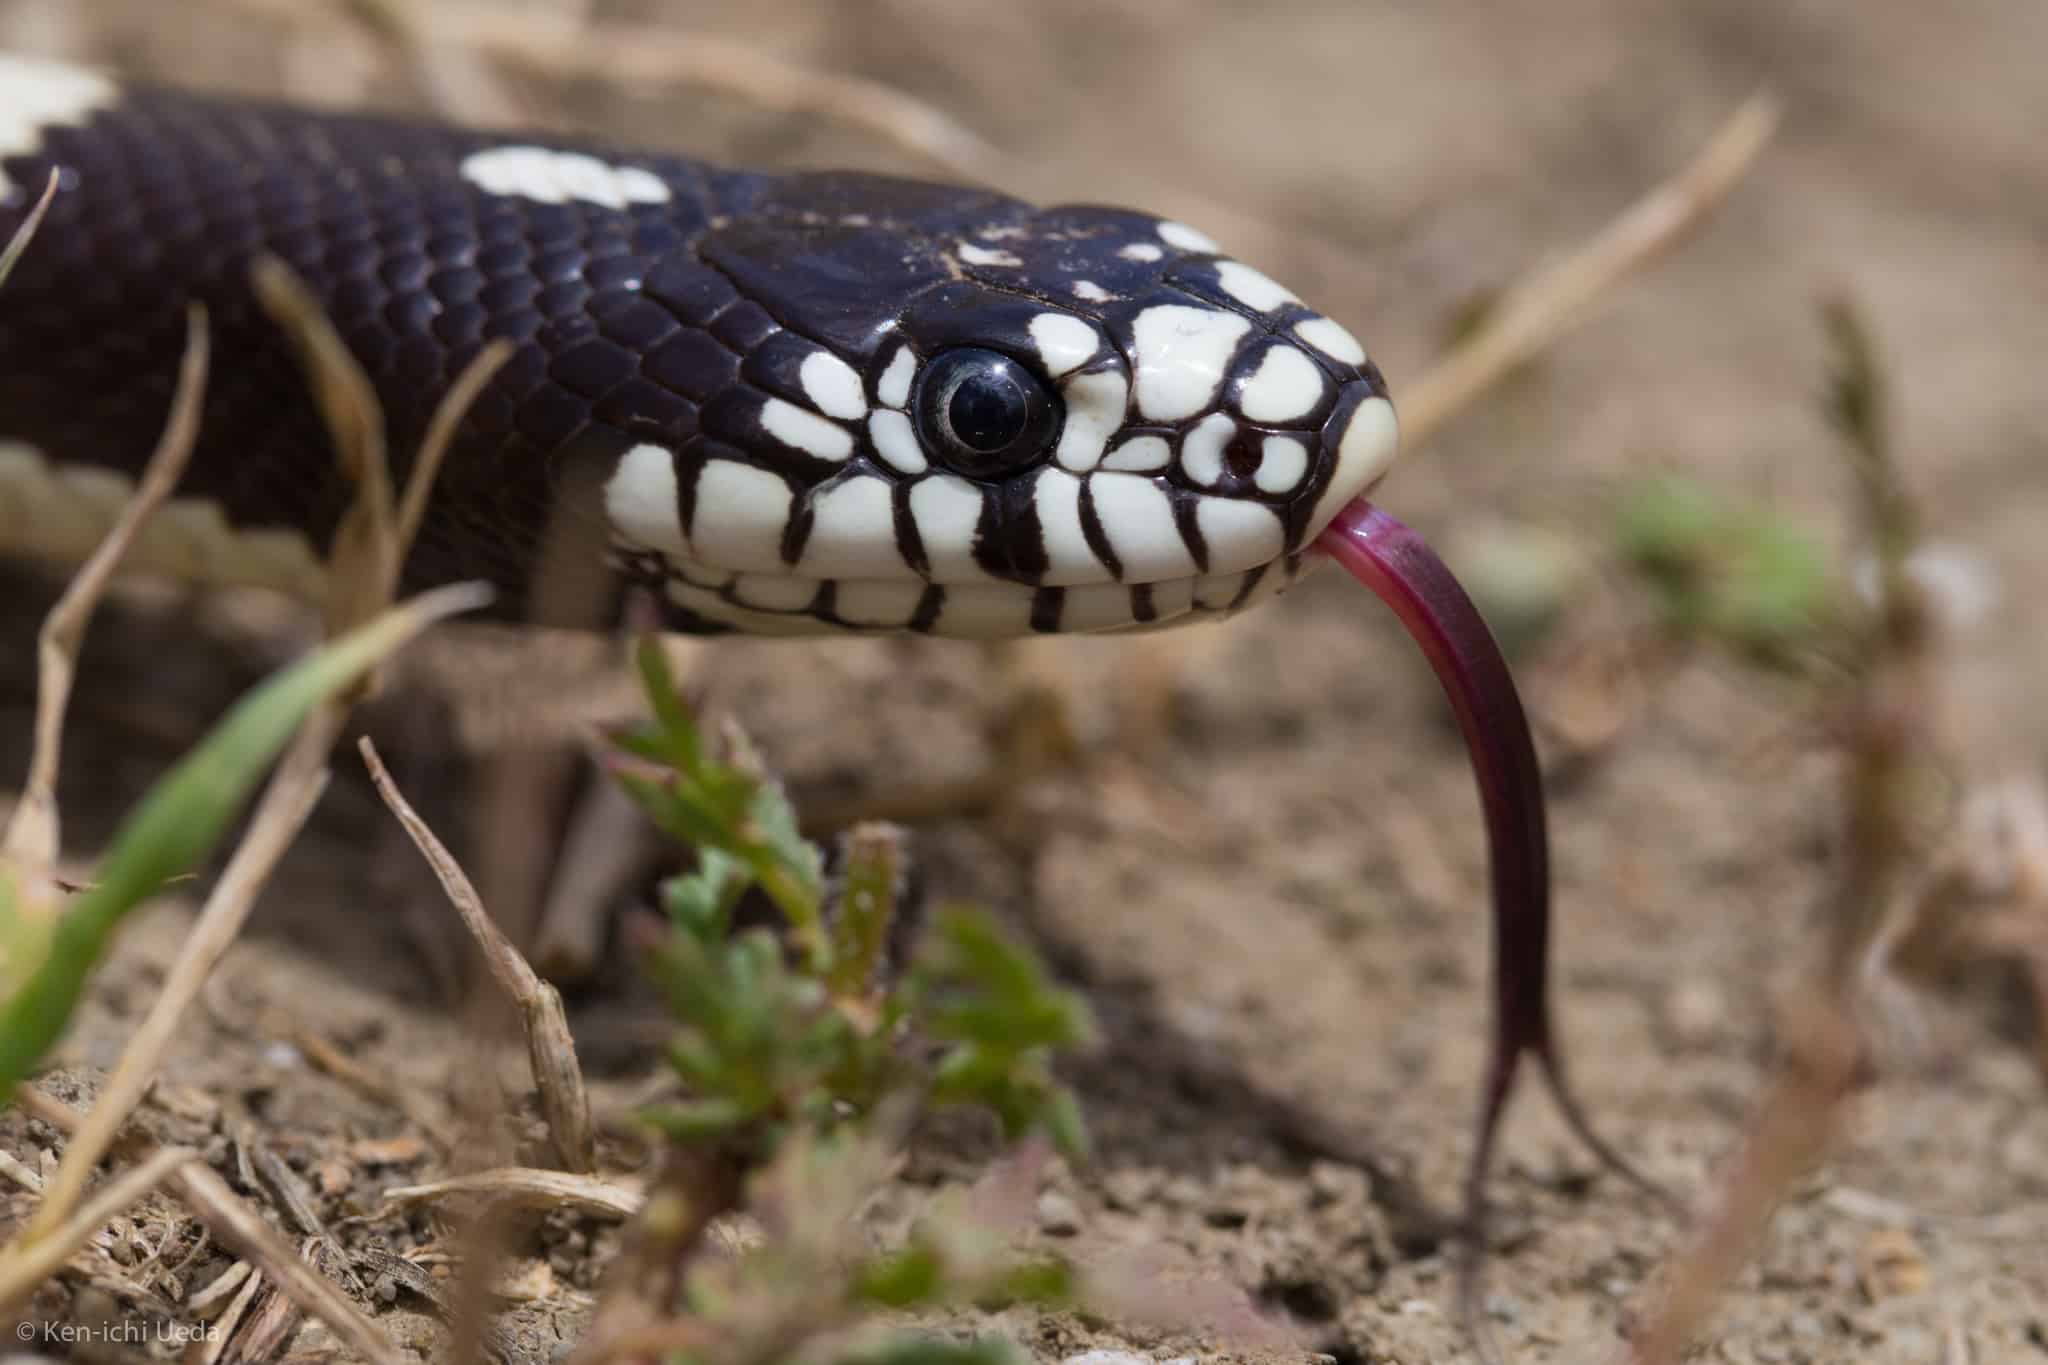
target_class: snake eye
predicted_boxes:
[912,347,1059,477]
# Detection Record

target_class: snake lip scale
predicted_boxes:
[0,51,1398,637]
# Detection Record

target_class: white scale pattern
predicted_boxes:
[1130,305,1250,422]
[0,54,116,198]
[459,145,671,209]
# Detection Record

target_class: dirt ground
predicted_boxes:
[3,1,2047,1362]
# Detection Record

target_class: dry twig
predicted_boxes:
[0,169,59,287]
[382,1167,642,1220]
[1,307,208,880]
[1622,297,1933,1365]
[1399,93,1781,449]
[359,736,596,1174]
[202,1265,266,1365]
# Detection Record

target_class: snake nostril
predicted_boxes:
[1222,433,1263,482]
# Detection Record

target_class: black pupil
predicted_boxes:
[947,372,1027,452]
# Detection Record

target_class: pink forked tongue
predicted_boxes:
[1317,500,1673,1346]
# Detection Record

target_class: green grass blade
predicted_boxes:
[0,582,488,1101]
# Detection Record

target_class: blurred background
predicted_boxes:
[3,2,2045,1360]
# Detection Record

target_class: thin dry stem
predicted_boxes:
[396,338,513,554]
[249,254,397,632]
[202,1265,266,1365]
[0,1147,42,1193]
[0,1145,197,1310]
[15,1088,402,1365]
[382,1167,642,1219]
[1623,1003,1862,1365]
[341,0,530,127]
[359,736,597,1173]
[220,0,1001,180]
[1,307,209,879]
[386,1,1003,181]
[1623,297,1932,1364]
[0,169,60,288]
[1399,94,1780,449]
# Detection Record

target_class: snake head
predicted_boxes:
[599,182,1399,636]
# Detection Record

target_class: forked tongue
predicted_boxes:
[1316,499,1674,1349]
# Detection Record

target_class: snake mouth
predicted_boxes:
[641,548,1316,638]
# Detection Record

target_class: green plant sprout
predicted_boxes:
[590,636,1096,1365]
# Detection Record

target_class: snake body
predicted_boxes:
[0,53,1398,637]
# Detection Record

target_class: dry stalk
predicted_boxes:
[201,1265,266,1365]
[358,736,596,1173]
[0,169,59,286]
[0,1146,42,1193]
[1622,297,1934,1364]
[340,0,529,128]
[1,307,208,881]
[1398,93,1780,449]
[16,1087,402,1365]
[381,1167,642,1220]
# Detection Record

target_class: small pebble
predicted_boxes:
[1059,1352,1150,1365]
[1857,1226,1930,1301]
[1101,1167,1158,1211]
[1307,1161,1364,1207]
[1037,1190,1083,1237]
[260,1040,304,1069]
[1663,979,1727,1050]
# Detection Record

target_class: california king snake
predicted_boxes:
[0,50,1658,1334]
[0,52,1397,636]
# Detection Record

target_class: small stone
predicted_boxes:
[1037,1190,1083,1236]
[1856,1227,1930,1302]
[1059,1352,1150,1365]
[1663,979,1727,1050]
[1101,1167,1159,1212]
[493,1258,557,1302]
[1788,1311,1827,1338]
[349,1135,428,1167]
[1307,1161,1364,1207]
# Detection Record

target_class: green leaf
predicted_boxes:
[852,1245,945,1307]
[632,634,704,775]
[0,585,486,1102]
[663,847,750,942]
[981,1256,1076,1308]
[640,1096,757,1143]
[828,825,905,1000]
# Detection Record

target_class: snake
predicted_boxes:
[0,50,1660,1336]
[0,52,1398,636]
